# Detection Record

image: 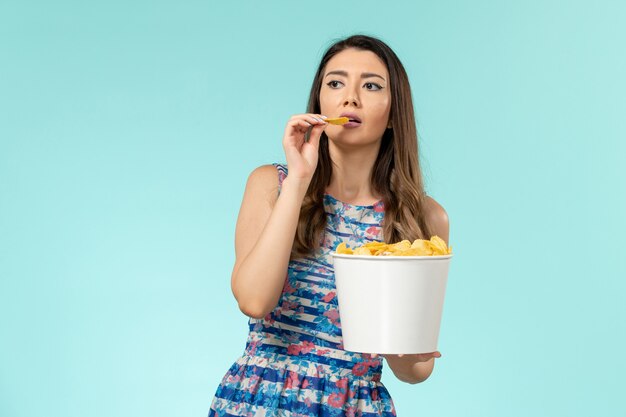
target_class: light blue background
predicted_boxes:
[1,1,625,416]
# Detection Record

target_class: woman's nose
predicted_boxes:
[343,93,360,107]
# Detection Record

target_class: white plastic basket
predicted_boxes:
[332,253,452,354]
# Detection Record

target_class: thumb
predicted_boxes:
[308,123,325,145]
[302,125,324,158]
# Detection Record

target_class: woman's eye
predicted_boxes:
[364,82,383,91]
[326,80,343,89]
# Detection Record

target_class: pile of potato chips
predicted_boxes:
[336,236,452,256]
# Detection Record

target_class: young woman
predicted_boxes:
[208,34,449,417]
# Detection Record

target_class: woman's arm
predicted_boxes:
[230,114,327,319]
[384,196,450,383]
[230,165,309,319]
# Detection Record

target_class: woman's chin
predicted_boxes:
[327,133,382,148]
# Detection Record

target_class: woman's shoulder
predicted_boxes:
[243,164,284,203]
[248,163,281,176]
[423,196,447,216]
[245,164,281,188]
[423,196,450,242]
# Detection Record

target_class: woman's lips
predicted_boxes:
[339,112,362,124]
[342,121,361,128]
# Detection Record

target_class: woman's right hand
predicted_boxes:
[282,113,328,182]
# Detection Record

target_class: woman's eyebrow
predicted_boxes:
[324,70,386,82]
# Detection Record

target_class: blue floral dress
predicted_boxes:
[208,163,396,417]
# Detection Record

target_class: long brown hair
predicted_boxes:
[292,34,431,258]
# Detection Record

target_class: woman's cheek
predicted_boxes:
[373,98,391,118]
[373,103,391,129]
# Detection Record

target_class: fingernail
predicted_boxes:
[320,115,328,119]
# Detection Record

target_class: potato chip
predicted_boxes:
[398,248,429,256]
[336,242,353,254]
[362,241,388,249]
[392,240,412,251]
[353,247,373,256]
[325,117,349,125]
[429,235,448,255]
[336,236,452,256]
[410,240,434,255]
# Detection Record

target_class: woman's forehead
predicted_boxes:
[324,49,388,78]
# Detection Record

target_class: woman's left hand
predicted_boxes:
[371,351,441,384]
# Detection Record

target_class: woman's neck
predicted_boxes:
[326,142,381,205]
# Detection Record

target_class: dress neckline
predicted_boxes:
[324,193,384,209]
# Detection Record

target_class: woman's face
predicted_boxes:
[319,48,391,146]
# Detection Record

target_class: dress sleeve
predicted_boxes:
[272,163,288,195]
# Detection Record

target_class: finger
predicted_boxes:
[287,116,316,126]
[310,121,327,133]
[306,115,326,125]
[302,129,322,159]
[418,352,441,362]
[290,114,325,126]
[286,120,314,136]
[305,125,325,148]
[293,119,313,129]
[308,113,327,121]
[307,120,326,137]
[304,118,327,132]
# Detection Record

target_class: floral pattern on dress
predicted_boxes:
[208,163,396,417]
